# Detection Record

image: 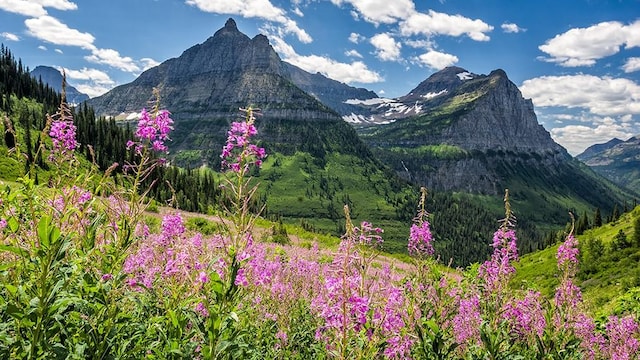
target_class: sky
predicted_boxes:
[1,0,639,155]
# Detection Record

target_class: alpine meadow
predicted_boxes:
[1,15,640,360]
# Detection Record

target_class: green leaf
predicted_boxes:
[7,217,19,233]
[0,244,28,258]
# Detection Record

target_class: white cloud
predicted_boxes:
[37,45,47,51]
[0,0,76,17]
[348,32,365,44]
[404,39,434,49]
[269,34,382,84]
[30,0,76,10]
[54,48,62,54]
[185,0,312,43]
[370,33,401,61]
[292,7,303,17]
[520,74,640,116]
[400,10,493,41]
[330,0,415,25]
[539,20,640,67]
[622,57,640,73]
[84,48,141,73]
[62,67,115,98]
[501,23,525,33]
[25,15,95,49]
[344,49,363,58]
[414,50,458,70]
[0,0,47,17]
[62,67,114,85]
[140,58,160,71]
[1,32,19,41]
[550,122,635,155]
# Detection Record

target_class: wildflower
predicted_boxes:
[604,315,639,360]
[452,294,481,345]
[557,234,579,271]
[408,221,434,257]
[195,302,209,317]
[502,290,546,339]
[0,218,7,230]
[49,119,79,157]
[127,108,173,154]
[220,107,266,173]
[101,273,113,281]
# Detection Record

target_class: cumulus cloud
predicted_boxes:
[414,50,458,70]
[269,34,382,84]
[1,32,19,41]
[520,74,640,116]
[539,20,640,67]
[550,122,635,155]
[400,10,493,41]
[344,49,363,58]
[25,15,156,74]
[348,32,365,44]
[62,67,116,98]
[0,0,76,17]
[25,15,95,49]
[623,57,640,73]
[370,33,401,61]
[84,48,140,73]
[501,23,525,33]
[185,0,312,43]
[330,0,415,25]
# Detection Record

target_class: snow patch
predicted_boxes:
[342,113,366,123]
[422,89,448,99]
[456,72,473,80]
[344,97,394,105]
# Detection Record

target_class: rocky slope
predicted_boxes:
[30,65,89,104]
[578,136,640,194]
[357,67,636,223]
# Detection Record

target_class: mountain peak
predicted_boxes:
[213,18,241,37]
[224,18,237,31]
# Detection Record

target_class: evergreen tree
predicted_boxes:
[612,204,620,222]
[634,216,640,247]
[594,207,603,228]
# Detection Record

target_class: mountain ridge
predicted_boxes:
[30,65,89,105]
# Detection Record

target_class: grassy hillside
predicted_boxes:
[513,205,640,317]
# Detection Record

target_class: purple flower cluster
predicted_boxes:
[478,228,518,292]
[408,221,434,257]
[452,294,481,345]
[220,118,266,173]
[604,315,640,360]
[49,120,79,158]
[502,290,546,340]
[354,221,384,247]
[557,234,579,271]
[126,108,173,154]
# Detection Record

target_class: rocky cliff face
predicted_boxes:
[357,67,608,196]
[87,18,335,122]
[30,65,89,104]
[86,18,378,169]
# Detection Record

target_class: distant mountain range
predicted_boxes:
[83,18,637,260]
[578,136,640,194]
[30,65,89,105]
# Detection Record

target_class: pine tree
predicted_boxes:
[634,216,640,247]
[594,207,603,228]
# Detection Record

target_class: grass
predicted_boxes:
[513,205,640,317]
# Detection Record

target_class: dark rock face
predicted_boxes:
[577,136,640,194]
[30,65,89,104]
[359,67,578,195]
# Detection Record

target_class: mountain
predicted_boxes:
[577,136,640,194]
[577,137,624,160]
[86,18,424,250]
[30,65,89,104]
[355,66,637,228]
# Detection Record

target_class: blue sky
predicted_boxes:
[1,0,639,155]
